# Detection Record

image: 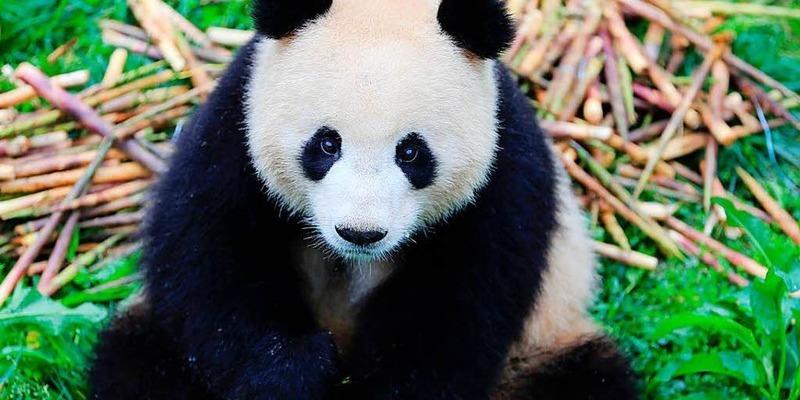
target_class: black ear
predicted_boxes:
[437,0,514,59]
[252,0,333,39]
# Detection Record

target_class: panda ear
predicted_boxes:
[252,0,333,39]
[437,0,514,59]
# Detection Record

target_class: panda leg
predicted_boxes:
[519,336,638,400]
[89,303,217,400]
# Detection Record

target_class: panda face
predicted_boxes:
[246,0,500,260]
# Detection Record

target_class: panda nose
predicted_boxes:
[335,226,387,245]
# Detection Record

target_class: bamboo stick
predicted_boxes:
[81,210,144,228]
[0,69,89,109]
[539,120,613,140]
[669,230,749,286]
[53,180,149,212]
[129,0,185,71]
[99,19,149,41]
[206,27,254,47]
[0,162,150,193]
[15,64,167,173]
[101,49,129,87]
[81,192,144,219]
[41,232,127,296]
[666,216,767,278]
[562,150,681,257]
[633,43,724,198]
[102,29,163,60]
[601,210,631,250]
[0,186,71,218]
[11,148,126,178]
[702,137,717,211]
[0,135,115,306]
[736,167,800,244]
[594,240,658,270]
[38,211,80,290]
[599,26,630,140]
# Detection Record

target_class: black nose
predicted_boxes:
[335,226,387,245]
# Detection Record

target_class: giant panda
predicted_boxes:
[89,0,638,399]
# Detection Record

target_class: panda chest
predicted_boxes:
[297,248,394,350]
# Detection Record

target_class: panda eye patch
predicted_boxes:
[301,127,342,181]
[395,133,436,189]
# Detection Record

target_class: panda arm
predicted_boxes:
[342,67,559,399]
[142,40,339,399]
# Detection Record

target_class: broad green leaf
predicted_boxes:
[654,313,760,357]
[669,352,765,386]
[750,270,787,339]
[0,287,106,333]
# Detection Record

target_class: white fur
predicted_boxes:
[245,0,500,259]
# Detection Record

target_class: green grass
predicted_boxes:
[1,0,799,399]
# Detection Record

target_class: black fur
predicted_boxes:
[90,40,637,399]
[437,0,515,59]
[252,0,332,39]
[512,337,639,400]
[301,126,341,181]
[395,133,436,189]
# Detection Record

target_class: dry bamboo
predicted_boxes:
[53,180,149,212]
[38,211,80,290]
[736,167,800,244]
[669,230,749,286]
[540,120,613,140]
[16,64,167,173]
[601,210,631,250]
[101,49,129,87]
[666,216,767,278]
[594,240,658,270]
[81,192,145,219]
[206,27,254,47]
[633,43,724,197]
[81,210,144,228]
[0,69,89,109]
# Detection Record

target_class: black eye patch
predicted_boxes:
[300,127,341,181]
[396,133,436,189]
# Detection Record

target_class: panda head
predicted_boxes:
[246,0,513,260]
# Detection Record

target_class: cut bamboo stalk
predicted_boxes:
[636,201,679,220]
[173,30,213,96]
[736,167,800,244]
[154,0,213,48]
[0,186,72,218]
[99,19,149,41]
[605,134,675,177]
[0,163,150,194]
[206,27,255,47]
[599,26,629,140]
[594,240,658,270]
[41,232,127,296]
[633,43,724,198]
[563,149,681,257]
[666,216,767,278]
[53,180,149,212]
[583,83,604,124]
[0,135,115,306]
[81,210,144,228]
[102,29,163,60]
[649,133,708,161]
[601,210,631,250]
[98,85,189,113]
[38,211,80,290]
[669,230,749,286]
[672,0,800,19]
[115,105,192,139]
[46,38,78,63]
[545,11,600,116]
[540,120,612,140]
[16,64,167,173]
[81,192,145,219]
[629,119,668,142]
[12,148,126,178]
[101,49,129,87]
[618,0,800,103]
[643,23,664,60]
[702,137,717,211]
[0,69,89,109]
[129,0,185,71]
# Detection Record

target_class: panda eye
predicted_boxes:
[397,143,419,163]
[320,132,341,155]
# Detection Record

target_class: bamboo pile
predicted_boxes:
[0,0,798,305]
[0,0,249,306]
[505,0,800,286]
